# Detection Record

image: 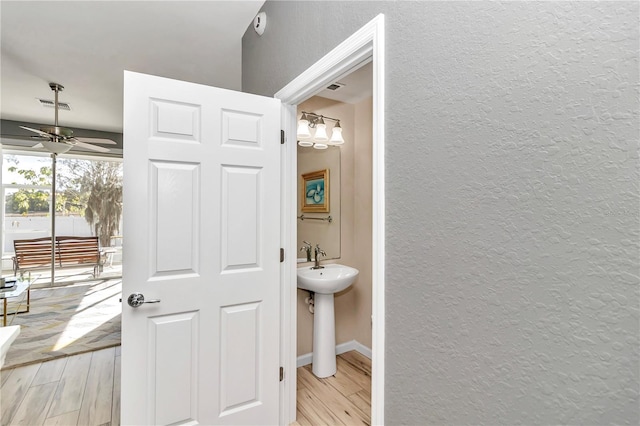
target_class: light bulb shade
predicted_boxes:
[314,119,328,141]
[298,140,314,147]
[313,143,328,150]
[41,140,73,154]
[297,118,311,139]
[329,122,344,145]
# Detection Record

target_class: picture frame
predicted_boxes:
[301,169,330,213]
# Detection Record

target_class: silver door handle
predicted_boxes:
[127,292,161,308]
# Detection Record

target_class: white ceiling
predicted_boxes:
[317,62,372,104]
[0,1,264,133]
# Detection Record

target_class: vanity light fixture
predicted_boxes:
[297,111,345,149]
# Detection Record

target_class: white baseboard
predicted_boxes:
[296,352,313,368]
[349,340,372,359]
[296,339,371,368]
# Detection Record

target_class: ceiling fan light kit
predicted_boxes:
[40,140,73,154]
[14,82,116,154]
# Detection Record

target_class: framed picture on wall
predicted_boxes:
[301,169,330,213]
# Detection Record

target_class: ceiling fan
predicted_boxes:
[8,82,116,154]
[3,83,118,286]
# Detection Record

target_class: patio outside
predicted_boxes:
[2,152,122,286]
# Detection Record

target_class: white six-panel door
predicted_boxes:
[122,71,281,425]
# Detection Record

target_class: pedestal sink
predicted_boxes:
[297,264,359,378]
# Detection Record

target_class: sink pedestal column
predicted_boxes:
[311,293,336,378]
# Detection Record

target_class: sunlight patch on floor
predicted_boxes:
[52,284,122,351]
[75,284,122,312]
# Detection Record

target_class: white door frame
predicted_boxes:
[275,14,385,425]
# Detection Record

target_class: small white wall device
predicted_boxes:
[253,12,266,36]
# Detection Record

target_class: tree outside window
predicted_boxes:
[59,159,123,247]
[4,154,123,248]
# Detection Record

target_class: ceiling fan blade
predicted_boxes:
[0,134,46,141]
[19,126,52,138]
[69,139,110,153]
[74,137,117,145]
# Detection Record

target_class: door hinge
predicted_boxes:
[280,248,285,262]
[281,130,285,145]
[280,366,284,381]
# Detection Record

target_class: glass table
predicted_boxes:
[0,276,33,327]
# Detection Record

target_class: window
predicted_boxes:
[2,150,123,275]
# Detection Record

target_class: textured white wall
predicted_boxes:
[243,2,640,424]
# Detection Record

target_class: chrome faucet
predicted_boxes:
[312,244,326,269]
[300,240,312,262]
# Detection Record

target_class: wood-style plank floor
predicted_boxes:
[1,346,120,426]
[293,351,371,426]
[1,347,370,426]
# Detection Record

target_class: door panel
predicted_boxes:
[222,110,263,147]
[221,166,261,270]
[151,161,200,275]
[123,71,281,425]
[220,302,261,414]
[151,99,201,142]
[150,311,199,425]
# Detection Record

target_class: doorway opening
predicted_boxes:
[293,65,373,424]
[275,14,385,426]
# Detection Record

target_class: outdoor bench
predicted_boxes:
[12,236,101,277]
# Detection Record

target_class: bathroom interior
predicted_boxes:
[295,63,373,421]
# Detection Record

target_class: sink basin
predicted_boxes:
[297,264,359,294]
[296,263,359,378]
